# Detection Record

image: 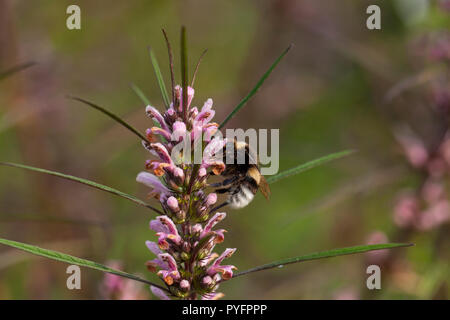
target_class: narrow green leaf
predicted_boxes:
[67,96,148,142]
[233,243,413,278]
[129,84,164,130]
[219,45,292,129]
[0,238,168,292]
[266,150,355,185]
[180,26,188,122]
[0,62,35,81]
[162,28,175,103]
[0,162,163,215]
[149,47,170,109]
[130,83,151,106]
[191,49,208,87]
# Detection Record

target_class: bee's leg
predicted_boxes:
[215,187,230,194]
[209,201,230,214]
[207,176,238,188]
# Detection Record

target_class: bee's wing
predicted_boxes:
[259,175,271,200]
[247,145,259,165]
[223,141,236,163]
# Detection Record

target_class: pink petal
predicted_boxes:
[158,253,178,272]
[145,240,162,255]
[151,127,172,141]
[136,172,170,195]
[166,196,179,211]
[150,143,174,165]
[145,106,170,132]
[150,285,170,300]
[201,212,226,237]
[150,219,169,233]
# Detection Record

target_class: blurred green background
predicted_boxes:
[0,0,448,299]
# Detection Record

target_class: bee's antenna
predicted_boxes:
[210,201,230,214]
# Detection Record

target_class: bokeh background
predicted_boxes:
[0,0,449,299]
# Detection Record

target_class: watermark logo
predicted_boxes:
[366,265,381,290]
[366,5,381,30]
[66,5,81,30]
[66,265,81,290]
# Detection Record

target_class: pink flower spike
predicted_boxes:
[201,212,226,238]
[150,286,170,300]
[145,106,170,131]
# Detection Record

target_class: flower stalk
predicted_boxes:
[139,84,234,299]
[138,29,235,300]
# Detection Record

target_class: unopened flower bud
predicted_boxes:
[167,196,179,212]
[205,193,217,206]
[179,279,191,292]
[201,275,213,288]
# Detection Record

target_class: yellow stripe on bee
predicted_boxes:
[247,166,261,184]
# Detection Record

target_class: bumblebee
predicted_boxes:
[210,139,270,210]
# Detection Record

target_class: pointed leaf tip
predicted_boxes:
[67,95,148,142]
[232,243,413,278]
[148,47,170,110]
[0,61,36,81]
[266,149,356,184]
[180,26,189,122]
[0,161,163,215]
[219,44,292,129]
[0,237,168,292]
[130,83,151,106]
